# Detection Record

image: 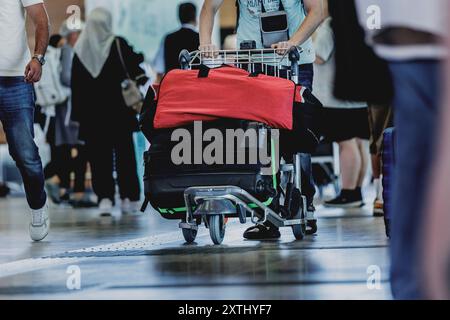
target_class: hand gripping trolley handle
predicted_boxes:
[173,47,315,245]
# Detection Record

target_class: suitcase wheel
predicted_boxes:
[182,228,198,244]
[208,215,226,245]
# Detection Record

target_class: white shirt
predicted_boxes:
[355,0,447,61]
[0,0,43,77]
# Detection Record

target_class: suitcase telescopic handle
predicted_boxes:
[288,47,300,83]
[179,49,192,70]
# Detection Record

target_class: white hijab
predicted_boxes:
[74,8,115,78]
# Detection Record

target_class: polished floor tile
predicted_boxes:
[0,196,391,300]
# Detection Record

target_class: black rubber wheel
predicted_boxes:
[292,223,305,240]
[208,215,226,245]
[306,220,318,235]
[182,228,198,243]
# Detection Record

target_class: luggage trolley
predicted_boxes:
[141,48,320,245]
[170,47,313,244]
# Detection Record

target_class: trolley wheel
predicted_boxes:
[292,223,305,240]
[306,219,318,235]
[237,204,246,224]
[208,215,226,245]
[182,228,198,244]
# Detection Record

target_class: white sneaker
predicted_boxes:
[98,199,114,217]
[30,204,50,242]
[121,198,141,214]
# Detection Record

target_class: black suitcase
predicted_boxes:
[143,119,277,219]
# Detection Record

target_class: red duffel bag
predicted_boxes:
[153,65,303,130]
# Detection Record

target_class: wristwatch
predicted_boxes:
[32,54,46,66]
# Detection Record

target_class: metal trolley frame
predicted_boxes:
[170,47,317,245]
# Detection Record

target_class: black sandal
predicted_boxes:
[243,222,281,240]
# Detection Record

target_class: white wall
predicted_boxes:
[85,0,221,63]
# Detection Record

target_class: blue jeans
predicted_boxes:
[389,60,441,299]
[0,77,47,209]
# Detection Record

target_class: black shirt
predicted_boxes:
[164,27,200,72]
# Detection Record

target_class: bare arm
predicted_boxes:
[199,0,223,51]
[273,0,328,53]
[24,3,50,83]
[293,0,327,45]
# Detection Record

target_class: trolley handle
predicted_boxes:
[288,47,300,81]
[178,47,302,75]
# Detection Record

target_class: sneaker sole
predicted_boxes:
[29,221,50,242]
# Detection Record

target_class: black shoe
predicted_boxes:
[69,199,98,209]
[0,184,9,198]
[60,193,70,203]
[243,222,281,240]
[324,189,363,208]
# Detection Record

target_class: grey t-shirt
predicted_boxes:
[236,0,315,65]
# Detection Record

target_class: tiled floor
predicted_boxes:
[0,196,391,300]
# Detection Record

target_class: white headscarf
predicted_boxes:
[74,8,115,78]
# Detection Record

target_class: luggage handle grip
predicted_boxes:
[198,65,263,79]
[198,64,211,78]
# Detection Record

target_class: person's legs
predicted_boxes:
[244,63,316,240]
[339,139,361,189]
[297,64,316,208]
[72,146,87,194]
[114,132,140,202]
[44,143,58,180]
[368,104,394,215]
[86,140,115,204]
[371,154,382,179]
[389,60,441,300]
[325,139,364,208]
[356,138,369,188]
[43,142,63,204]
[55,145,72,192]
[0,78,47,210]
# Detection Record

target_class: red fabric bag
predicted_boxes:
[153,66,300,130]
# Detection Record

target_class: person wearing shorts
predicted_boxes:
[313,17,370,209]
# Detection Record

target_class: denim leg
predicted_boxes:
[389,61,441,299]
[0,77,47,210]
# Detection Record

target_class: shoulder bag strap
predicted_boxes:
[235,0,240,31]
[115,38,132,80]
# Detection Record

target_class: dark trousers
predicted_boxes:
[253,63,316,205]
[389,60,441,299]
[44,145,87,192]
[297,64,316,206]
[0,77,47,209]
[87,132,140,203]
